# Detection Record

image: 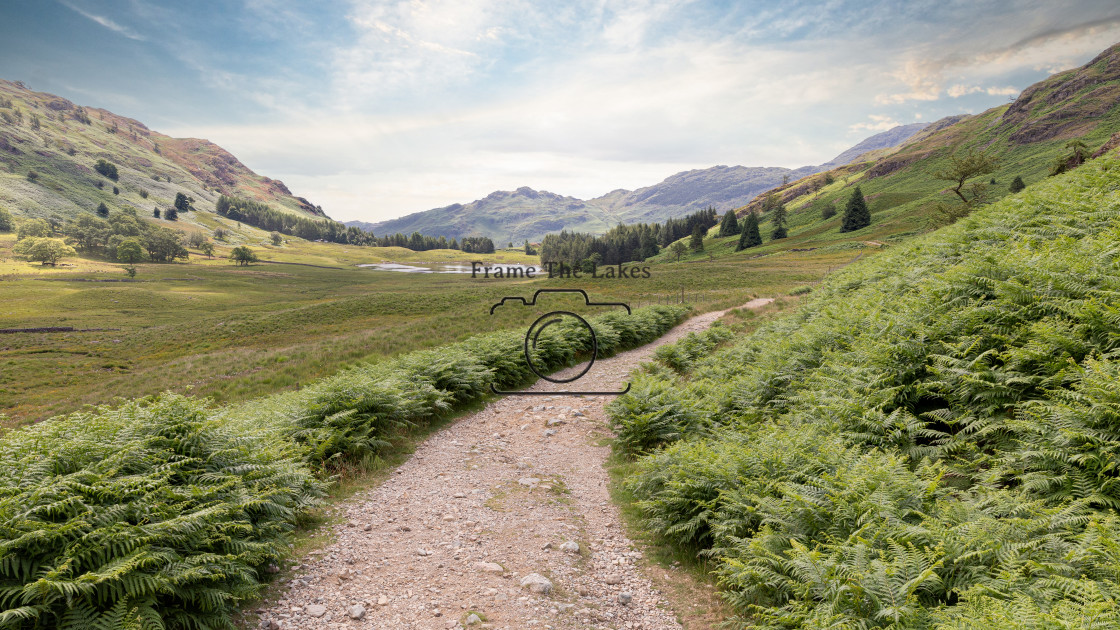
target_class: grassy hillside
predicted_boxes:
[608,150,1120,628]
[0,79,323,234]
[670,43,1120,264]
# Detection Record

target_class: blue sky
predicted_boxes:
[2,1,1119,222]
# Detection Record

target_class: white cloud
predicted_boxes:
[948,84,1020,98]
[985,86,1019,96]
[947,84,982,98]
[850,114,900,132]
[59,0,147,41]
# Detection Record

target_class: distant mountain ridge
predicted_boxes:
[349,124,928,243]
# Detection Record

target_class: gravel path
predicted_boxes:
[256,298,773,630]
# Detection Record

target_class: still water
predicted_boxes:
[358,262,538,275]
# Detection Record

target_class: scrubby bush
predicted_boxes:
[652,323,734,374]
[93,159,118,180]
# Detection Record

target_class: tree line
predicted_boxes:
[539,207,718,268]
[216,194,494,252]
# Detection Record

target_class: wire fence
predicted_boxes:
[632,287,691,309]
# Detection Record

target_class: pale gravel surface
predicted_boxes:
[255,298,774,630]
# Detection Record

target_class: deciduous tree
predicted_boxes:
[13,237,76,266]
[670,241,686,262]
[231,245,258,266]
[115,238,144,264]
[17,218,51,240]
[934,149,998,203]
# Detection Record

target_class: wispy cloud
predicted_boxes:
[876,14,1120,104]
[850,114,900,132]
[947,84,1019,98]
[58,0,146,41]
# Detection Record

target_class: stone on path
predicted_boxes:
[520,573,554,594]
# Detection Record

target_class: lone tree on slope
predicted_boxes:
[934,149,998,204]
[770,203,789,240]
[670,241,686,262]
[231,245,258,266]
[840,187,871,233]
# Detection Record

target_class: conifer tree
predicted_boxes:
[770,203,789,240]
[718,209,740,237]
[1009,176,1026,193]
[737,212,762,250]
[96,202,109,218]
[690,225,705,251]
[840,186,871,232]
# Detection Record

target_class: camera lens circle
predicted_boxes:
[524,310,597,384]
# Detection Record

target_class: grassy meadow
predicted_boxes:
[0,233,858,425]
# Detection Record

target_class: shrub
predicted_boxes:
[93,159,118,180]
[607,374,711,455]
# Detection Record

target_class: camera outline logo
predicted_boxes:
[489,289,632,396]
